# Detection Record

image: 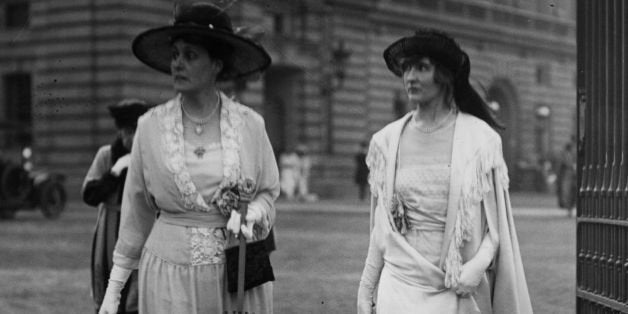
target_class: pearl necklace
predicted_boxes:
[413,108,455,133]
[181,93,221,135]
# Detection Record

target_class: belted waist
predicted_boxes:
[402,203,446,232]
[158,210,228,228]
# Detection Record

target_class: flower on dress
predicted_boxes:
[212,178,256,217]
[213,181,240,216]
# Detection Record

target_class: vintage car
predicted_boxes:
[0,121,66,219]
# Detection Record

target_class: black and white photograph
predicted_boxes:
[0,0,624,313]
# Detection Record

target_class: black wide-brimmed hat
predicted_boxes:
[383,29,468,79]
[108,99,149,129]
[132,1,271,81]
[384,29,504,129]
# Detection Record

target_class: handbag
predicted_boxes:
[225,239,275,293]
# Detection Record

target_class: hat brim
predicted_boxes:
[383,36,464,77]
[132,25,271,81]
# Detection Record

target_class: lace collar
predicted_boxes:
[156,93,243,212]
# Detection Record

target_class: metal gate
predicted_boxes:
[577,0,628,312]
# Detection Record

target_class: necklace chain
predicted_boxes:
[181,93,221,135]
[414,108,455,133]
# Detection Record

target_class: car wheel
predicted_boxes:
[39,181,66,219]
[0,163,31,202]
[0,208,16,220]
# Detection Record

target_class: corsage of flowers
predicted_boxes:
[212,178,256,217]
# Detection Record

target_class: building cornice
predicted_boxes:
[325,0,576,57]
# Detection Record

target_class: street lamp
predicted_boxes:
[488,100,500,112]
[535,105,551,118]
[321,40,351,154]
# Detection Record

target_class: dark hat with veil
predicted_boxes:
[131,1,271,81]
[383,28,468,80]
[383,28,502,129]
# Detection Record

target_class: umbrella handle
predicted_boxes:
[236,200,249,312]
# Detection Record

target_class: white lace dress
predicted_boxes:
[395,114,455,266]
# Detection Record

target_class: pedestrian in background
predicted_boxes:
[357,29,532,313]
[98,2,278,313]
[295,143,313,201]
[279,148,300,200]
[83,98,149,314]
[556,141,576,216]
[354,140,369,201]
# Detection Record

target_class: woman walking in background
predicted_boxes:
[98,2,279,313]
[354,140,369,201]
[83,98,149,314]
[556,141,576,216]
[357,29,532,313]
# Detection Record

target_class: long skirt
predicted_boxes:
[91,204,138,313]
[139,219,273,314]
[375,228,489,314]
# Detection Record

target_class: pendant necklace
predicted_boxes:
[181,93,220,135]
[181,93,220,159]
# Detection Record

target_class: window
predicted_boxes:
[3,72,32,146]
[273,13,284,34]
[5,2,29,28]
[536,63,552,86]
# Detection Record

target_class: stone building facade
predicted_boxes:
[0,0,576,198]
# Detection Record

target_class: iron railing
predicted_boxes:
[577,0,628,312]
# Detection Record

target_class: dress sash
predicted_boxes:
[376,195,481,313]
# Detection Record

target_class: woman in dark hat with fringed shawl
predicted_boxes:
[98,2,279,314]
[83,98,149,314]
[357,29,532,313]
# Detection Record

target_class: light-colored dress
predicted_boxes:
[377,115,463,313]
[358,111,533,314]
[113,93,280,314]
[279,152,299,199]
[395,116,454,266]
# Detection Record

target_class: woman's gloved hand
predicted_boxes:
[357,262,379,314]
[357,284,376,314]
[226,203,264,240]
[226,210,242,236]
[455,257,486,297]
[241,203,263,239]
[455,235,496,297]
[110,154,131,177]
[99,265,132,314]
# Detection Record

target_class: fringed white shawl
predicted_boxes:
[365,112,532,313]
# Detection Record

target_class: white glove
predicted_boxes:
[455,236,496,297]
[98,265,132,314]
[241,203,263,239]
[110,154,131,177]
[357,265,377,314]
[226,210,242,236]
[226,203,264,240]
[357,240,383,314]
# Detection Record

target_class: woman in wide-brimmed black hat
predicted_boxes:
[357,29,532,313]
[83,98,149,314]
[98,2,279,314]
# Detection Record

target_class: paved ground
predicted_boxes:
[0,192,575,313]
[277,191,569,216]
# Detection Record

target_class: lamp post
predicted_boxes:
[321,40,351,154]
